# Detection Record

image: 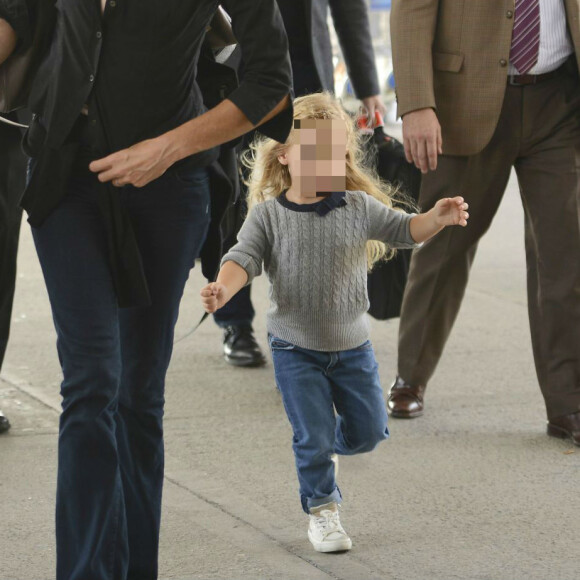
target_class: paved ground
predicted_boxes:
[1,167,579,580]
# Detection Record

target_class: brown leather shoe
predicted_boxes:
[547,411,580,446]
[387,376,426,418]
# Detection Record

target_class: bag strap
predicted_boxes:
[0,115,28,128]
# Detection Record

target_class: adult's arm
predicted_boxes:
[221,0,293,143]
[91,0,293,187]
[391,0,438,118]
[328,0,386,123]
[328,0,380,100]
[90,96,290,187]
[391,0,442,173]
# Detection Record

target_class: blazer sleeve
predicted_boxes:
[328,0,380,99]
[390,0,439,118]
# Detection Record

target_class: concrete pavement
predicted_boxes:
[1,170,579,580]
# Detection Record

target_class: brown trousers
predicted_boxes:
[398,66,580,420]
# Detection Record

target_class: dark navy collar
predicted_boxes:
[276,191,347,216]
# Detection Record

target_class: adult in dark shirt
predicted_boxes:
[214,0,386,367]
[0,1,291,578]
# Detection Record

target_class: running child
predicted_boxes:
[200,92,469,553]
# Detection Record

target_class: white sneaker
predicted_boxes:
[308,502,352,552]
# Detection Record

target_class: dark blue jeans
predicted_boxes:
[32,156,210,580]
[269,336,389,513]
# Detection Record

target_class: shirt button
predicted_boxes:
[96,31,102,39]
[90,119,97,127]
[506,10,513,18]
[89,74,95,82]
[110,0,116,6]
[500,59,507,67]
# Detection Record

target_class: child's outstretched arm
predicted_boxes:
[200,261,249,314]
[410,196,469,243]
[200,204,268,313]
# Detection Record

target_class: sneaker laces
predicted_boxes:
[311,509,343,538]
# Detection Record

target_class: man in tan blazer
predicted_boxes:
[389,0,580,446]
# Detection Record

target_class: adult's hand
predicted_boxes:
[89,135,174,188]
[402,108,442,173]
[361,95,387,126]
[0,19,17,66]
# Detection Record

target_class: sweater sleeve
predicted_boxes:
[365,194,420,249]
[220,205,268,285]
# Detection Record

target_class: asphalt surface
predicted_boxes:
[1,168,579,580]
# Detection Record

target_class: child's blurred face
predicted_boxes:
[279,118,347,197]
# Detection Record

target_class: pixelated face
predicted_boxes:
[278,118,347,198]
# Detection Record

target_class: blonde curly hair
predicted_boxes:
[243,92,404,269]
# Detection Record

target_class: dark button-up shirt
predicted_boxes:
[0,0,292,154]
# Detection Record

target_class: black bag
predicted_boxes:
[365,128,421,320]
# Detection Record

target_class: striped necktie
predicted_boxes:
[510,0,541,74]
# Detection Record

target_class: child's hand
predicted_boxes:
[433,196,469,227]
[200,282,229,313]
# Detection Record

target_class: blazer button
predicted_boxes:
[506,10,513,18]
[500,59,507,67]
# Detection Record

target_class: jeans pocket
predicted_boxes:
[269,336,296,351]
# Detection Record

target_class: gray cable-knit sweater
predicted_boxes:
[221,190,419,351]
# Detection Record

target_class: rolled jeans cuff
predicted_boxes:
[304,487,343,514]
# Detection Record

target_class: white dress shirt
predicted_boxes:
[509,0,574,74]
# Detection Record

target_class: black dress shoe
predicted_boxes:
[547,411,580,446]
[0,410,11,434]
[223,326,267,367]
[387,376,426,418]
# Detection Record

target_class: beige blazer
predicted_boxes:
[391,0,580,156]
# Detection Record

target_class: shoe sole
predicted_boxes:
[389,409,423,419]
[308,530,352,553]
[547,424,580,446]
[224,356,267,368]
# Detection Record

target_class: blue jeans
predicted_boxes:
[269,336,389,513]
[32,156,210,580]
